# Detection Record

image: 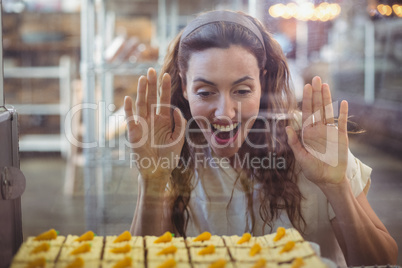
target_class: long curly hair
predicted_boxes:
[158,11,305,237]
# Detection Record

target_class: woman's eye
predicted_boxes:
[235,89,252,96]
[196,91,213,97]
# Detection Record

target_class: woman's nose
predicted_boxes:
[215,95,237,119]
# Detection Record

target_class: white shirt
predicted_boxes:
[186,147,372,267]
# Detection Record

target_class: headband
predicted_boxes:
[180,10,266,63]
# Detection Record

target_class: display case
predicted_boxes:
[78,0,260,234]
[79,0,172,235]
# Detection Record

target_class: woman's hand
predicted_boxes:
[286,76,349,187]
[124,68,186,182]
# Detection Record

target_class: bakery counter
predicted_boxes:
[10,227,333,268]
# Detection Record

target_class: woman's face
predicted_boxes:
[183,45,262,158]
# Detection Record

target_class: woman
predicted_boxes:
[124,10,397,266]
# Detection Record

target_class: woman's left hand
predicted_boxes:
[286,76,349,187]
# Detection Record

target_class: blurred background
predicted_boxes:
[2,0,402,264]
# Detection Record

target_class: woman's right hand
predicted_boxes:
[124,68,187,182]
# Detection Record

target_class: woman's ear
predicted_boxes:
[260,69,267,86]
[179,73,188,100]
[260,69,267,79]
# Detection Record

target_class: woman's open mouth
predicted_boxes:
[211,123,240,145]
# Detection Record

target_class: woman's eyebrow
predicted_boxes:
[193,77,216,86]
[193,76,254,86]
[232,76,254,85]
